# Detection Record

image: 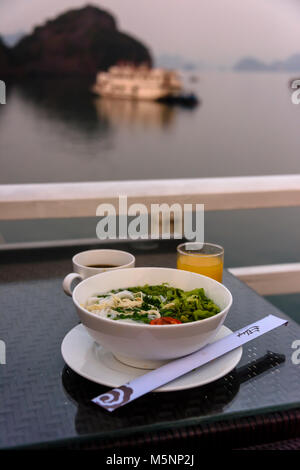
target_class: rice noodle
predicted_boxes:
[85,289,161,322]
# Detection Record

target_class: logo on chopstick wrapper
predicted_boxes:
[93,384,134,411]
[237,326,259,337]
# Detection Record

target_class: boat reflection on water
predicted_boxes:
[93,96,177,129]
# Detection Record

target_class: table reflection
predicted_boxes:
[61,350,285,436]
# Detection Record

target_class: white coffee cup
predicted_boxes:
[62,249,135,296]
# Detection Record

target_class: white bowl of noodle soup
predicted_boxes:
[68,267,232,369]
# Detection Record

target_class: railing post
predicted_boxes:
[0,80,6,105]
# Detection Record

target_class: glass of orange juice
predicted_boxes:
[177,242,224,282]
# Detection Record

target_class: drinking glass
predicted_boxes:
[177,242,224,282]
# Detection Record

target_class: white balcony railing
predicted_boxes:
[1,174,300,220]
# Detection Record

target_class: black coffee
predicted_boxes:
[87,264,119,268]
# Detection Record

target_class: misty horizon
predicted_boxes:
[1,0,300,67]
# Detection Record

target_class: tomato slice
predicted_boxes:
[150,317,182,325]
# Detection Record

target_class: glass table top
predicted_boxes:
[0,240,299,449]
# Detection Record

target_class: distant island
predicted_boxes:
[0,5,152,77]
[234,54,300,72]
[156,54,197,71]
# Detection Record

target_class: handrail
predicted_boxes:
[1,174,300,220]
[229,263,300,295]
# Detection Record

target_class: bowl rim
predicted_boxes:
[72,267,232,329]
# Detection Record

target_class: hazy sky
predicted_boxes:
[1,0,300,65]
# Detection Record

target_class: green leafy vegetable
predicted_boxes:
[109,284,220,324]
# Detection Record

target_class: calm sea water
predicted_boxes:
[1,72,300,320]
[1,72,299,183]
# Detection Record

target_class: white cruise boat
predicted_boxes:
[92,65,182,101]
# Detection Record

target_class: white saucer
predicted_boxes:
[61,324,243,392]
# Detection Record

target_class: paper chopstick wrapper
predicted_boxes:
[92,314,287,411]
